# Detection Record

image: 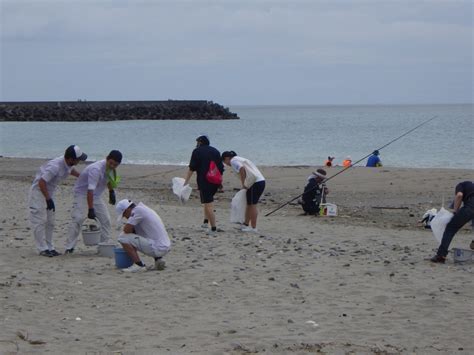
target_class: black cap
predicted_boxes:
[373,150,380,156]
[107,150,123,163]
[196,135,210,146]
[64,145,87,161]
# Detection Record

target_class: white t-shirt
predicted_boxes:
[230,156,265,183]
[31,156,73,196]
[74,159,108,197]
[127,202,171,251]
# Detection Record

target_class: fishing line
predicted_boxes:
[265,115,438,217]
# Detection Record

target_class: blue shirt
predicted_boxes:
[366,155,381,167]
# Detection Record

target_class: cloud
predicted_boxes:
[1,0,472,103]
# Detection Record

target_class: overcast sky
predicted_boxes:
[1,0,472,105]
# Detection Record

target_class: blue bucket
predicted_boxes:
[114,248,133,269]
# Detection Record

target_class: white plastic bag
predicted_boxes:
[430,207,453,243]
[230,189,247,224]
[172,177,192,203]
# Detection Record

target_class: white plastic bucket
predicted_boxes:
[82,221,101,246]
[452,248,473,263]
[98,242,116,257]
[320,203,338,216]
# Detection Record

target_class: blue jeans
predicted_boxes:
[437,199,474,257]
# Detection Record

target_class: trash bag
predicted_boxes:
[172,177,192,203]
[430,207,453,243]
[230,189,247,224]
[421,208,437,229]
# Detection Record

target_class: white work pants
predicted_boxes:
[28,186,55,252]
[65,193,111,250]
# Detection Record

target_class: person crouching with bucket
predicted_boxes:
[116,199,171,273]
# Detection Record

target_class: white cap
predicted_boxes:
[115,199,134,223]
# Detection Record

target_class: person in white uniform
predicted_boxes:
[221,151,266,233]
[29,145,87,257]
[64,150,122,254]
[116,199,171,273]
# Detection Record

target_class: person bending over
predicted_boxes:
[116,199,171,273]
[431,181,474,263]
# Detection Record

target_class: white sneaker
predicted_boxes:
[122,264,147,273]
[200,223,209,229]
[206,229,217,236]
[241,226,258,233]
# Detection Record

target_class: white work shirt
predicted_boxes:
[74,159,108,197]
[230,156,265,183]
[127,203,171,251]
[31,156,73,196]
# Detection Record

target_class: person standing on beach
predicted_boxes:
[29,145,88,257]
[183,135,224,236]
[115,199,171,273]
[301,169,328,215]
[222,151,266,233]
[366,150,382,167]
[431,181,474,263]
[64,150,123,254]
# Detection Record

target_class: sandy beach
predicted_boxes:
[0,157,473,354]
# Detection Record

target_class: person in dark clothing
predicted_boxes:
[183,135,224,236]
[301,168,328,215]
[431,181,474,263]
[366,150,382,167]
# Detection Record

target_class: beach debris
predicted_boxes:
[290,283,300,289]
[16,331,46,345]
[305,320,319,327]
[75,317,81,321]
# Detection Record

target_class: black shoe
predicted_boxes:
[49,250,62,256]
[40,250,53,257]
[65,248,74,254]
[430,255,446,263]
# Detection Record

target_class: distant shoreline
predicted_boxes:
[1,156,472,171]
[0,100,239,121]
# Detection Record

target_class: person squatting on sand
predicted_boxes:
[430,181,474,263]
[366,150,383,167]
[301,168,328,216]
[222,151,266,233]
[183,135,224,236]
[28,145,88,257]
[64,150,122,254]
[116,199,171,273]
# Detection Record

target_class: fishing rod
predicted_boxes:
[265,115,438,217]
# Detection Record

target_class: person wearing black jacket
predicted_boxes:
[183,135,224,236]
[301,168,328,215]
[431,181,474,263]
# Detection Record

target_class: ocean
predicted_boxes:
[0,104,472,169]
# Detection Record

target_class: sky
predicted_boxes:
[0,0,472,105]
